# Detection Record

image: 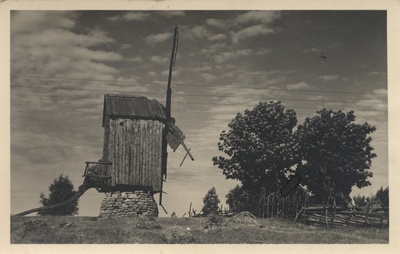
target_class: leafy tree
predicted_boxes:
[353,194,368,207]
[212,101,298,195]
[374,186,389,208]
[226,185,252,213]
[38,174,79,216]
[201,187,220,215]
[294,109,376,206]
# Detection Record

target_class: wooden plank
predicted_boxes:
[149,120,154,189]
[134,120,139,186]
[123,121,128,185]
[145,120,149,187]
[138,120,143,186]
[112,120,117,186]
[116,120,120,185]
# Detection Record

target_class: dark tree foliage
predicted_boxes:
[374,186,389,208]
[201,187,221,215]
[295,109,376,205]
[226,185,252,213]
[353,194,368,207]
[212,101,298,194]
[38,174,79,216]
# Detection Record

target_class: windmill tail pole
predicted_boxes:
[13,184,91,216]
[166,26,179,119]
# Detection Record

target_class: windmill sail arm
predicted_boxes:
[180,140,194,161]
[166,124,194,161]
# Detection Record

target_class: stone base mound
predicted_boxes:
[99,190,158,218]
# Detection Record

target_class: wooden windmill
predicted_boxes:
[15,26,193,217]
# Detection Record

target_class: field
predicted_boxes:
[10,215,388,244]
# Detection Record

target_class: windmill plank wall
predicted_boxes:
[103,118,164,192]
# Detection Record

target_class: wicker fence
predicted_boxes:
[298,207,389,228]
[262,193,389,228]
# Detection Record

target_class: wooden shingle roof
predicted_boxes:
[102,94,167,127]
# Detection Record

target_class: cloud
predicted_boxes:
[185,25,227,42]
[324,75,339,81]
[150,55,169,64]
[11,11,77,34]
[145,32,172,45]
[302,47,320,54]
[255,48,272,55]
[125,56,143,62]
[286,82,310,90]
[11,12,121,80]
[201,73,217,82]
[158,11,186,17]
[213,49,253,63]
[231,25,275,44]
[120,43,132,50]
[208,33,227,41]
[367,71,386,76]
[372,88,387,96]
[236,11,281,24]
[108,12,150,22]
[206,18,226,28]
[200,42,227,55]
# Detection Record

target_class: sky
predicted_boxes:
[9,10,388,217]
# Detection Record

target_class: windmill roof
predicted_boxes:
[102,94,167,127]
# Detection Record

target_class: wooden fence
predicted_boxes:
[298,207,389,228]
[262,193,389,228]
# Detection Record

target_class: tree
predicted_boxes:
[212,101,298,195]
[226,185,249,213]
[294,109,376,206]
[201,187,220,215]
[353,194,368,207]
[38,174,79,216]
[226,185,255,213]
[374,186,389,208]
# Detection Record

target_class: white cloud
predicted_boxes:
[158,11,186,17]
[255,48,272,55]
[11,11,77,34]
[200,42,227,55]
[120,43,132,50]
[11,12,121,81]
[302,47,320,54]
[185,25,227,42]
[150,55,169,64]
[126,56,143,62]
[324,75,339,81]
[145,32,173,45]
[231,25,275,44]
[236,11,281,24]
[208,33,227,41]
[108,12,150,22]
[286,82,310,90]
[201,73,217,82]
[213,49,253,64]
[372,88,387,96]
[206,18,226,28]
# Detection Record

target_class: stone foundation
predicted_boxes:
[99,190,159,218]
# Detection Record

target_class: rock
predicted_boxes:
[162,226,194,244]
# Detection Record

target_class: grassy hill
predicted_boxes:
[10,215,388,244]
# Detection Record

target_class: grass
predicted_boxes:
[10,216,389,244]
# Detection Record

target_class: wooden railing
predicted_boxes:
[83,161,112,187]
